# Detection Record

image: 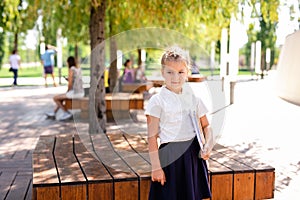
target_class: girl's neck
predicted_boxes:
[166,86,182,94]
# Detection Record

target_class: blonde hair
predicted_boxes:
[161,45,190,70]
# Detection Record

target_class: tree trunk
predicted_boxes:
[109,38,118,92]
[89,1,106,134]
[138,49,142,66]
[108,11,119,93]
[14,32,18,51]
[75,43,79,65]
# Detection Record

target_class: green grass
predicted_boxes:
[0,66,253,79]
[0,66,90,78]
[200,68,254,76]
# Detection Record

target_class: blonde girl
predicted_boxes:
[145,46,213,200]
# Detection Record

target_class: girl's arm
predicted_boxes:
[147,115,166,186]
[200,115,214,160]
[67,68,73,92]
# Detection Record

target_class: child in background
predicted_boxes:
[46,56,84,121]
[145,46,213,200]
[122,59,135,84]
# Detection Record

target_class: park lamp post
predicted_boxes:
[56,28,63,85]
[40,36,45,56]
[266,48,271,71]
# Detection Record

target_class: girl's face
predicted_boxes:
[161,61,188,94]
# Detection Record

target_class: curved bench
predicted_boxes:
[32,132,275,200]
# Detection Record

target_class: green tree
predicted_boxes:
[22,0,281,132]
[0,0,20,67]
[244,0,279,75]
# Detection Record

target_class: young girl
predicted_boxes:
[46,56,84,121]
[145,46,213,200]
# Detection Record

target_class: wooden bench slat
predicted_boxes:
[32,154,59,186]
[73,134,113,182]
[213,143,275,199]
[33,135,56,154]
[91,134,138,180]
[60,184,86,200]
[122,133,150,163]
[73,134,114,200]
[107,132,151,178]
[91,133,139,199]
[88,182,114,200]
[211,150,255,200]
[113,133,151,200]
[211,150,255,172]
[121,82,153,93]
[65,93,144,110]
[54,134,86,184]
[33,187,60,200]
[32,136,60,200]
[32,136,59,186]
[65,93,144,121]
[114,181,139,200]
[208,159,233,200]
[54,134,87,200]
[33,132,275,200]
[214,143,275,171]
[255,171,275,199]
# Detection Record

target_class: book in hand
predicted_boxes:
[189,111,204,151]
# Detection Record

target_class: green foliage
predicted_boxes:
[0,32,5,69]
[1,0,282,71]
[243,0,279,69]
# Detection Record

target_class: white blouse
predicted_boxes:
[145,83,208,144]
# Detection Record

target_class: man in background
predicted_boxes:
[41,44,57,87]
[9,49,21,86]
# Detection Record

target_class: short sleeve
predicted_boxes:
[196,97,209,118]
[144,94,162,118]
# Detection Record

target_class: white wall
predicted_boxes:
[276,30,300,105]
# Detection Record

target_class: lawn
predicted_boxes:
[0,66,253,79]
[0,66,90,78]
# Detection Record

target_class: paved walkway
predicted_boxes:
[0,71,300,199]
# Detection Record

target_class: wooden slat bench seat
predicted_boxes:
[121,82,153,93]
[63,93,144,121]
[110,133,275,200]
[188,74,207,82]
[32,133,150,200]
[32,134,114,200]
[212,143,275,200]
[33,132,275,200]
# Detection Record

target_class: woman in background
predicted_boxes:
[46,56,84,121]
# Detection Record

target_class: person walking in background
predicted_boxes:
[145,46,213,200]
[45,56,84,121]
[41,44,57,87]
[9,49,21,86]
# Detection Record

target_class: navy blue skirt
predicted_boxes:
[148,137,211,200]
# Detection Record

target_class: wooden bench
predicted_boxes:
[121,82,153,93]
[32,133,151,200]
[33,132,275,200]
[64,93,144,121]
[188,74,207,82]
[147,75,206,88]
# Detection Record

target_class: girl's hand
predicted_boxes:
[151,168,166,186]
[200,145,211,160]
